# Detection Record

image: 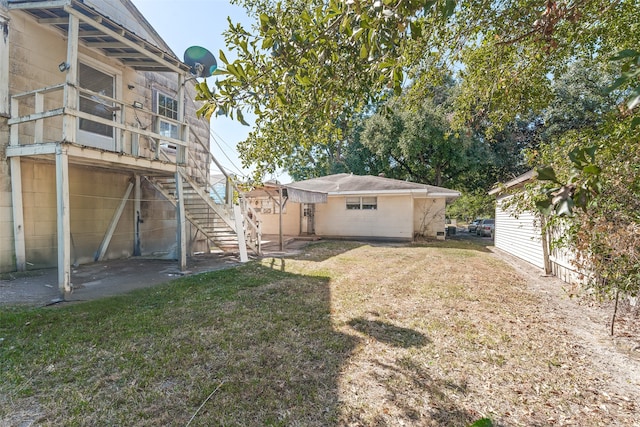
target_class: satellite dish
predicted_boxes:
[184,46,217,78]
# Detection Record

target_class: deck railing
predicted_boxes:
[9,83,188,164]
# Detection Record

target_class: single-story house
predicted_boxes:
[247,173,460,241]
[489,170,581,285]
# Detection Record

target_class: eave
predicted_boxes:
[8,0,190,74]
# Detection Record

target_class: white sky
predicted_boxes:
[131,0,290,182]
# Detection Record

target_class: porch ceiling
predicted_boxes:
[8,0,190,74]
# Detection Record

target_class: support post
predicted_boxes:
[233,205,248,263]
[175,171,187,271]
[34,92,43,143]
[9,157,26,271]
[279,186,283,251]
[0,10,9,117]
[95,181,133,261]
[56,146,71,294]
[177,73,186,164]
[133,175,141,256]
[540,215,552,275]
[62,13,79,143]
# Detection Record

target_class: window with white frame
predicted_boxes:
[156,92,179,139]
[346,196,377,210]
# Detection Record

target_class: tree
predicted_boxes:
[195,0,457,178]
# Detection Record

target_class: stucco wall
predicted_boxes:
[314,194,414,240]
[413,197,446,238]
[13,160,133,269]
[254,200,302,236]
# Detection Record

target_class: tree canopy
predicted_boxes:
[197,0,638,179]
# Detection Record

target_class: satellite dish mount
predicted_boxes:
[184,46,217,78]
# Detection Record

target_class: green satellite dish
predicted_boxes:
[184,46,217,78]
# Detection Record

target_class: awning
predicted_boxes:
[286,187,328,204]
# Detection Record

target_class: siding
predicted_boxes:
[495,194,545,269]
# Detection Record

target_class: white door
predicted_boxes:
[77,62,116,151]
[301,203,315,234]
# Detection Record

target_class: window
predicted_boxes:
[362,197,377,210]
[346,197,361,210]
[346,196,377,210]
[79,63,114,138]
[157,92,178,139]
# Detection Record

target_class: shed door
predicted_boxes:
[301,203,315,235]
[77,63,116,151]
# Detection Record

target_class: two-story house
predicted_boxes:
[0,0,260,295]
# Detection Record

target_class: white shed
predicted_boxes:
[489,171,550,272]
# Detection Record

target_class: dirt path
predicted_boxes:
[491,246,640,403]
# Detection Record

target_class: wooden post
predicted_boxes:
[133,175,141,256]
[56,146,71,294]
[0,10,9,117]
[234,205,248,263]
[34,92,43,143]
[9,157,26,271]
[540,215,552,275]
[279,186,284,251]
[62,14,79,143]
[175,171,187,271]
[95,181,133,261]
[177,73,186,164]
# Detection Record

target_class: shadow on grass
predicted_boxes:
[285,240,365,262]
[347,317,430,348]
[0,263,358,426]
[1,243,491,426]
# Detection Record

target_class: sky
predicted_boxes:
[131,0,289,182]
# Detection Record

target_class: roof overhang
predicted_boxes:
[489,169,536,196]
[8,0,190,74]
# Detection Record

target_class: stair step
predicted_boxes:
[147,175,259,255]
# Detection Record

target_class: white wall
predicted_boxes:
[314,194,413,240]
[495,194,545,269]
[413,197,446,238]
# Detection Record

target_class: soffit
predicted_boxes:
[8,0,190,74]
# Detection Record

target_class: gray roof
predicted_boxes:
[286,174,460,201]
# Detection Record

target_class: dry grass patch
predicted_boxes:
[1,240,638,426]
[272,240,639,426]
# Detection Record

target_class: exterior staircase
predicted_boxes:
[147,169,261,256]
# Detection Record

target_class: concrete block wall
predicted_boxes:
[16,160,137,269]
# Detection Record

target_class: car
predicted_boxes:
[468,218,482,233]
[477,218,495,237]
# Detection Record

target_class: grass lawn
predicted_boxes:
[1,240,637,426]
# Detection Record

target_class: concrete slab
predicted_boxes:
[0,236,315,307]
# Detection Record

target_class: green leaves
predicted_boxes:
[535,146,602,217]
[468,419,493,427]
[192,0,458,180]
[608,48,640,113]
